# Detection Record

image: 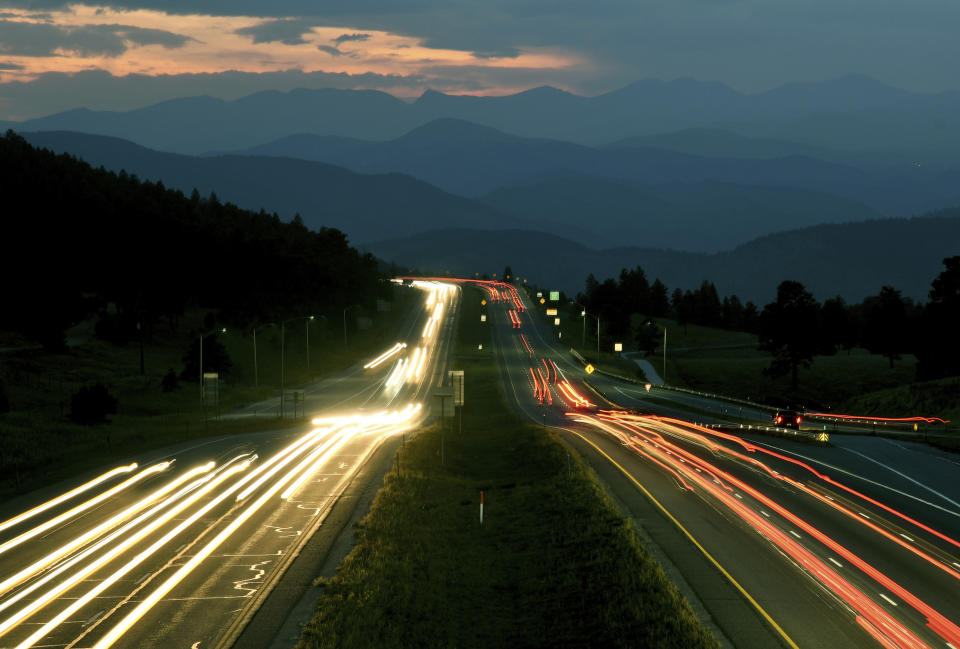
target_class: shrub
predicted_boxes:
[70,383,118,425]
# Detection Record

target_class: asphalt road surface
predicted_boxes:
[481,282,960,649]
[0,280,459,649]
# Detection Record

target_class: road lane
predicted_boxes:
[0,280,461,649]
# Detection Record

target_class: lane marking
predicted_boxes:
[900,533,914,542]
[828,557,843,568]
[840,447,960,511]
[760,510,770,518]
[879,593,898,607]
[858,512,871,519]
[789,530,801,539]
[563,428,800,649]
[749,441,960,519]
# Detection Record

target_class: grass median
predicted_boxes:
[295,289,718,649]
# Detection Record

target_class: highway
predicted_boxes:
[472,279,960,649]
[0,280,460,649]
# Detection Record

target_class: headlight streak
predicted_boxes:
[1,277,456,649]
[363,343,407,369]
[234,428,329,502]
[577,412,960,648]
[0,462,171,558]
[89,406,421,649]
[405,347,423,384]
[385,358,408,388]
[0,461,217,606]
[279,426,356,500]
[10,460,254,649]
[0,463,138,535]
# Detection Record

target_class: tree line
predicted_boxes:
[575,258,960,387]
[0,130,384,354]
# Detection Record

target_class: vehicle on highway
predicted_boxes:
[773,409,803,429]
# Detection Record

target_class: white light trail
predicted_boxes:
[0,462,171,558]
[0,463,138,535]
[363,343,407,369]
[11,460,253,648]
[0,462,216,604]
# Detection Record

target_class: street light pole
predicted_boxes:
[253,327,258,388]
[580,310,600,365]
[663,327,667,385]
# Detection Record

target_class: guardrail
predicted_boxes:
[569,348,958,437]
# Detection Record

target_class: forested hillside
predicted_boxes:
[0,130,382,349]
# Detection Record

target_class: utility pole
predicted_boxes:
[663,327,667,385]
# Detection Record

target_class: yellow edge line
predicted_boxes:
[567,428,800,649]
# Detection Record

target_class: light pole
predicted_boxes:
[581,310,600,365]
[199,327,227,402]
[571,301,587,348]
[663,326,667,385]
[343,304,360,350]
[252,322,279,389]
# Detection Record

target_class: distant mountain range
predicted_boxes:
[24,129,912,252]
[5,74,960,164]
[220,118,960,219]
[365,211,960,304]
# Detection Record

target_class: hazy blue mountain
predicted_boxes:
[5,75,960,159]
[365,210,960,304]
[21,130,521,245]
[607,128,858,162]
[225,119,960,216]
[482,177,883,251]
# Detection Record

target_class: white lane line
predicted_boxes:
[84,610,105,627]
[879,593,898,607]
[760,510,770,518]
[840,447,960,511]
[828,557,843,568]
[900,533,914,542]
[734,493,743,499]
[789,530,801,539]
[859,512,871,519]
[953,562,960,569]
[749,440,960,519]
[946,642,956,649]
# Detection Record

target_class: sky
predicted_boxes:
[1,0,960,120]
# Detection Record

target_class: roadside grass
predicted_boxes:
[296,289,719,649]
[672,348,918,410]
[0,290,415,495]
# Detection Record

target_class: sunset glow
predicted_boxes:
[0,5,585,92]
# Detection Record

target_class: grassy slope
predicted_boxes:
[0,290,415,495]
[295,288,718,649]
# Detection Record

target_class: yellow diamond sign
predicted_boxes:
[481,299,487,305]
[585,364,595,374]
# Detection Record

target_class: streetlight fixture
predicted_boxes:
[343,304,361,350]
[199,327,227,402]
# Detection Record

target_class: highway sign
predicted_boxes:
[549,291,560,301]
[585,364,595,374]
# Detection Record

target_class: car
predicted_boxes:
[773,410,803,429]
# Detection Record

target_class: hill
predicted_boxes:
[4,75,960,163]
[365,211,960,304]
[225,119,960,220]
[20,130,521,245]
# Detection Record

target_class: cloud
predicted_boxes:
[0,20,191,57]
[233,18,318,45]
[471,47,520,59]
[316,44,342,57]
[332,32,370,45]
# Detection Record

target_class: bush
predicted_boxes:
[161,368,179,392]
[70,383,118,425]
